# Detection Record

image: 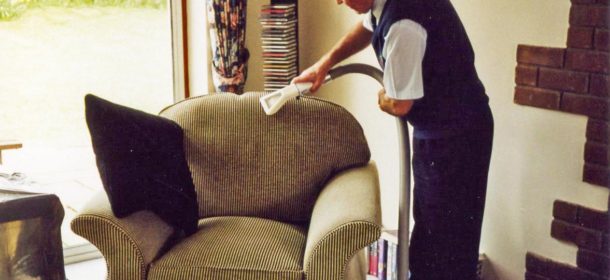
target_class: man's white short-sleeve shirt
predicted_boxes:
[363,0,427,101]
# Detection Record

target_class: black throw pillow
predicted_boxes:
[84,94,199,236]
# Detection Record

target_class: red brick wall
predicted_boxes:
[514,0,610,279]
[515,0,610,188]
[525,200,610,279]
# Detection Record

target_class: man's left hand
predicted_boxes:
[378,88,414,117]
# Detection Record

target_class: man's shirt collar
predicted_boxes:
[372,0,386,21]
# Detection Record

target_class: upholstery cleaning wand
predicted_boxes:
[260,63,384,116]
[259,63,412,280]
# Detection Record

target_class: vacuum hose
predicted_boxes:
[330,63,411,280]
[259,63,384,116]
[327,63,384,85]
[259,63,411,280]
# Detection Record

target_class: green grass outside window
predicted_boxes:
[0,0,166,20]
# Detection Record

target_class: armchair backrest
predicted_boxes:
[160,92,370,224]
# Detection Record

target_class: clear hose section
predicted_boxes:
[328,63,411,280]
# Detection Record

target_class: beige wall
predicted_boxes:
[295,0,609,279]
[243,0,269,92]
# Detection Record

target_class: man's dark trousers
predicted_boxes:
[409,123,494,280]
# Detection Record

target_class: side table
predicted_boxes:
[0,140,22,165]
[0,189,66,280]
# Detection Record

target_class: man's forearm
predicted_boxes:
[293,22,373,92]
[378,89,413,117]
[324,23,373,67]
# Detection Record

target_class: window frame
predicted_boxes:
[171,0,190,101]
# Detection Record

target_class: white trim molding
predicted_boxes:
[171,0,188,101]
[186,0,210,96]
[64,244,103,265]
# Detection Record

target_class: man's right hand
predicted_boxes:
[292,57,333,93]
[292,22,373,93]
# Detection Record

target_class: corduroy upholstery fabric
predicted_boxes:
[345,249,369,279]
[304,163,382,279]
[148,216,306,280]
[159,92,371,224]
[307,222,380,279]
[70,191,175,280]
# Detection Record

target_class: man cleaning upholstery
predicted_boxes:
[293,0,494,278]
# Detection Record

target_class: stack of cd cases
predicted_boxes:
[260,3,298,91]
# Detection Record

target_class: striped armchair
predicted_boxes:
[71,92,382,280]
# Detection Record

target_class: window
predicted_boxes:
[0,0,187,262]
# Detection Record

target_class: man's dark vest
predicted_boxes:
[372,0,491,138]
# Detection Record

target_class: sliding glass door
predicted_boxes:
[0,0,184,263]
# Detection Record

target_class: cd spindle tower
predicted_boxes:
[260,0,299,91]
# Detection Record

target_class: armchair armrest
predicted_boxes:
[304,162,382,280]
[70,191,175,280]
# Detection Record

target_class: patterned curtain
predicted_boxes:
[206,0,249,94]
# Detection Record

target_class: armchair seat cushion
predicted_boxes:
[148,216,307,280]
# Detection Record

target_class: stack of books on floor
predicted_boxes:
[259,3,298,91]
[366,229,489,280]
[366,230,398,280]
